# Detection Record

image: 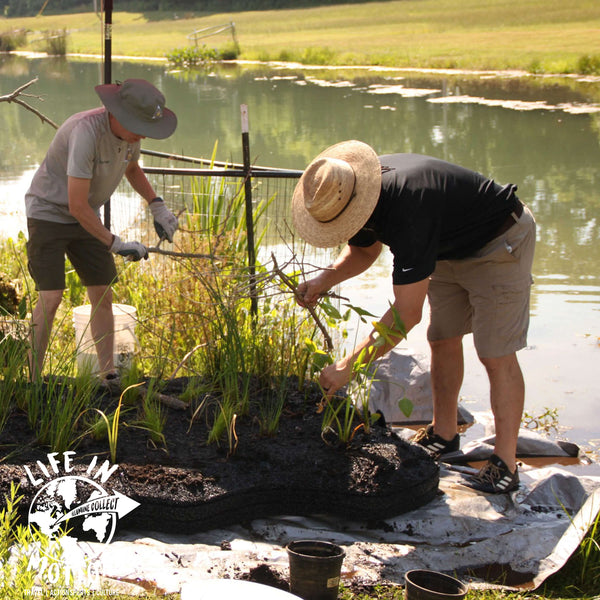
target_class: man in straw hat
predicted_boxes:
[25,78,178,385]
[293,140,536,494]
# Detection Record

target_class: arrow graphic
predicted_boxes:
[54,490,139,526]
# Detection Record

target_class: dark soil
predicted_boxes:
[0,376,439,534]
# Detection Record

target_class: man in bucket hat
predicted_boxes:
[293,140,536,494]
[25,78,178,384]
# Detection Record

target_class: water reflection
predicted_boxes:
[2,56,598,285]
[1,56,598,450]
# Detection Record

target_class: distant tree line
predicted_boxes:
[1,0,364,18]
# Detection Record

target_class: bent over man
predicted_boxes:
[292,140,535,494]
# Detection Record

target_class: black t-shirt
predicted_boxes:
[348,153,520,284]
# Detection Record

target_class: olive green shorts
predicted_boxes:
[27,218,118,291]
[427,205,536,358]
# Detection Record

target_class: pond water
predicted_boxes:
[0,55,598,456]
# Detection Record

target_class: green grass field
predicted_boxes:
[2,0,600,73]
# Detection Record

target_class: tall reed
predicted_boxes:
[0,318,28,437]
[42,29,67,56]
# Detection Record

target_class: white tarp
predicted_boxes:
[18,348,599,596]
[363,348,474,426]
[57,456,599,596]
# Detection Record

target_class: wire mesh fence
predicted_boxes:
[106,149,336,277]
[102,149,347,357]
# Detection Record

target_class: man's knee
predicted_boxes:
[36,290,63,315]
[87,285,113,308]
[479,352,520,374]
[429,335,463,353]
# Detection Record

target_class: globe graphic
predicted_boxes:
[28,475,118,545]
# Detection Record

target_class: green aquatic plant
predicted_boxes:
[307,298,412,443]
[0,318,29,436]
[523,406,560,435]
[134,378,167,447]
[23,371,94,454]
[320,392,360,447]
[92,383,143,463]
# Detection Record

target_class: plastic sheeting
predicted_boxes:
[364,348,476,426]
[59,449,599,596]
[53,349,598,595]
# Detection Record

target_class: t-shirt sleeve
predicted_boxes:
[348,228,378,247]
[391,253,436,284]
[132,144,141,162]
[66,121,96,179]
[390,215,441,285]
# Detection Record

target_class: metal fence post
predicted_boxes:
[240,104,258,318]
[103,0,112,230]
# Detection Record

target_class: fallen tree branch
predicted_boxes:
[271,252,334,353]
[0,77,59,129]
[139,386,189,411]
[169,343,207,381]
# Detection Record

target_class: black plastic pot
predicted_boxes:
[287,540,345,600]
[404,570,468,600]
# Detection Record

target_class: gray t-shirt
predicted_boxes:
[25,107,141,224]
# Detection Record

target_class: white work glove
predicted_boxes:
[110,235,148,261]
[149,197,178,243]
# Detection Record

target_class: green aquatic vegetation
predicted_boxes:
[134,378,167,447]
[254,381,286,437]
[577,54,600,75]
[23,372,94,454]
[307,298,412,442]
[578,509,600,593]
[41,29,68,56]
[0,29,27,52]
[87,408,120,442]
[208,400,239,457]
[166,42,240,68]
[523,406,560,435]
[179,376,209,404]
[320,392,360,447]
[119,359,145,405]
[166,45,219,68]
[349,303,411,431]
[92,384,142,463]
[0,319,29,436]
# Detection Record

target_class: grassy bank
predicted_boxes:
[1,0,600,73]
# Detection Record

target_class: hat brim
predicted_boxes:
[95,83,177,140]
[292,141,381,248]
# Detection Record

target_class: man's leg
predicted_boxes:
[429,335,464,441]
[467,207,535,478]
[86,285,114,375]
[29,289,64,378]
[479,352,524,473]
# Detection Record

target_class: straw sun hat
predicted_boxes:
[95,78,177,139]
[292,140,381,248]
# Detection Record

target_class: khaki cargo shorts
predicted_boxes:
[27,218,118,291]
[427,205,536,358]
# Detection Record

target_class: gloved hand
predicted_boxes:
[149,197,178,243]
[109,235,148,261]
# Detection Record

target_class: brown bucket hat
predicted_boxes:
[292,140,381,248]
[95,78,177,139]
